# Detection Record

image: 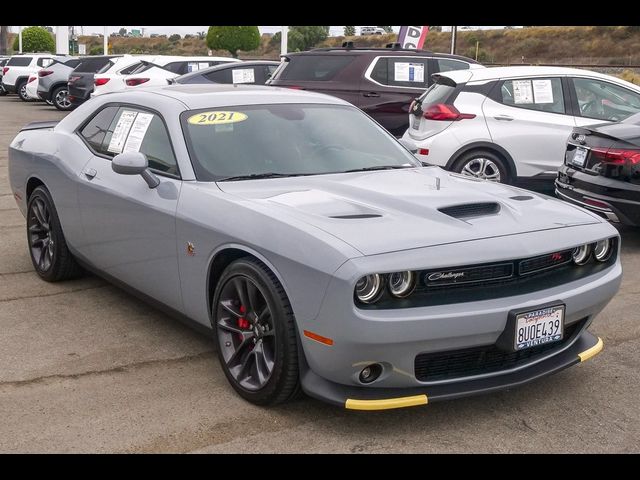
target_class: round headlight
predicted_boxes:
[572,244,591,265]
[388,271,416,298]
[594,238,613,262]
[355,274,383,303]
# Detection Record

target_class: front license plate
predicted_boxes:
[515,305,564,351]
[571,147,588,167]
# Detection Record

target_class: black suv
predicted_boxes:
[268,45,482,136]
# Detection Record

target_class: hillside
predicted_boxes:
[7,26,640,66]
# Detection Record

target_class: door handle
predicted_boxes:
[84,168,97,179]
[363,92,380,98]
[494,115,514,121]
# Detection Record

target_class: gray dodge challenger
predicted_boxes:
[8,84,622,410]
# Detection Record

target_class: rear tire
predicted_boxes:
[27,186,83,282]
[212,257,300,406]
[0,84,7,96]
[52,86,73,111]
[452,149,511,184]
[16,80,29,101]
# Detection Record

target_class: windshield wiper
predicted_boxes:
[218,172,307,182]
[341,165,414,173]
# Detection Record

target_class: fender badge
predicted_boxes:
[186,242,196,256]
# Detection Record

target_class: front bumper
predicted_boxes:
[301,331,603,409]
[556,166,640,227]
[297,225,621,407]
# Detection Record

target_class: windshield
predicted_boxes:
[181,104,420,181]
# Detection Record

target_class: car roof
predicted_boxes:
[438,65,640,89]
[108,83,351,109]
[286,48,479,64]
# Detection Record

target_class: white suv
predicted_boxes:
[402,66,640,183]
[1,54,63,101]
[361,27,386,35]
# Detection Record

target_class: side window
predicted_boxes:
[573,77,640,122]
[37,58,53,67]
[204,68,232,84]
[80,106,178,176]
[79,106,120,154]
[499,77,565,114]
[369,57,429,88]
[436,59,470,73]
[265,65,278,81]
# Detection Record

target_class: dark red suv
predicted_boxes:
[268,46,482,136]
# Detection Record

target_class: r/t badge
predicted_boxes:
[186,242,196,256]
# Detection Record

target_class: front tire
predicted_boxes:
[452,149,510,184]
[212,257,300,406]
[27,186,82,282]
[52,86,72,111]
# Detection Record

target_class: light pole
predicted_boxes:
[19,26,23,53]
[104,26,108,54]
[450,26,457,55]
[281,26,288,56]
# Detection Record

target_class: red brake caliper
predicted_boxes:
[237,305,250,341]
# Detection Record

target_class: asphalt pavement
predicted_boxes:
[1,95,639,453]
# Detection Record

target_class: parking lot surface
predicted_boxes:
[1,95,639,453]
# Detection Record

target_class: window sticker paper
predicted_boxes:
[123,113,154,153]
[232,68,256,84]
[513,80,534,104]
[532,79,554,104]
[107,110,138,153]
[394,62,424,83]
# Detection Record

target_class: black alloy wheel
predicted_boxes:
[213,258,300,405]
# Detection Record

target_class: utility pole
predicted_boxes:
[19,26,23,53]
[475,40,479,61]
[281,26,288,56]
[450,26,457,55]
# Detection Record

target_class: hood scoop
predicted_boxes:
[439,202,500,219]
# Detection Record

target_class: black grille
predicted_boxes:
[519,250,573,275]
[423,263,513,287]
[439,202,500,219]
[414,320,583,382]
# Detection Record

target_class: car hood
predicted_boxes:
[217,167,602,256]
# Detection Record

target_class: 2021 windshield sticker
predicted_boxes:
[187,111,248,125]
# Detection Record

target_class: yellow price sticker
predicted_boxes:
[187,111,248,125]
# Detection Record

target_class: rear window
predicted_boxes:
[7,57,32,67]
[65,59,81,68]
[418,81,458,106]
[74,57,115,73]
[278,55,354,81]
[119,62,143,75]
[437,59,471,73]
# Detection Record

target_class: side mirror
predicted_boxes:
[112,151,160,189]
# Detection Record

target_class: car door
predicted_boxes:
[570,76,640,126]
[360,56,431,136]
[482,76,576,178]
[76,105,183,311]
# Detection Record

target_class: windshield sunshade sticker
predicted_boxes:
[187,111,248,125]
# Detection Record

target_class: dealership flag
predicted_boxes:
[398,26,429,49]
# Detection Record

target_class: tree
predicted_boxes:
[119,27,127,36]
[206,26,260,57]
[12,26,54,53]
[0,26,8,55]
[271,26,329,52]
[197,31,206,39]
[169,34,181,42]
[343,26,355,36]
[377,26,393,33]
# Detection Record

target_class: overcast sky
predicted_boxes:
[9,26,511,36]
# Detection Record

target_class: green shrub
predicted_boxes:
[12,26,55,53]
[207,26,259,57]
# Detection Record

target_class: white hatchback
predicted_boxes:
[92,55,241,96]
[402,66,640,183]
